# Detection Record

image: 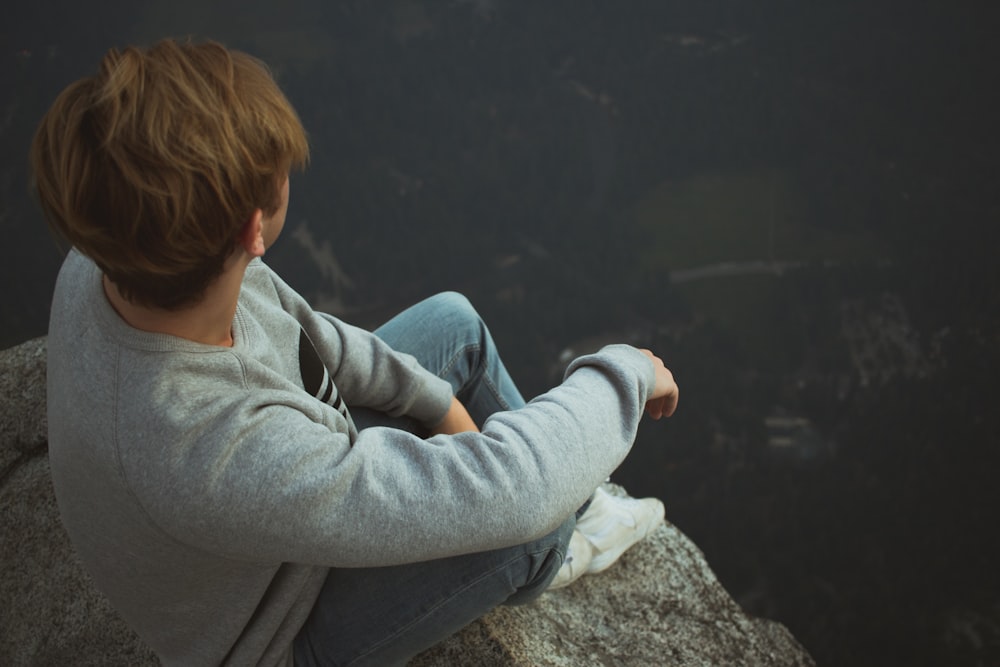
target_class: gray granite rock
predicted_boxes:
[1,337,814,666]
[0,337,47,476]
[411,497,815,667]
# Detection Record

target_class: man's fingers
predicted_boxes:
[645,393,676,420]
[638,348,678,419]
[661,386,678,418]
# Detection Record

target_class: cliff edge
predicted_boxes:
[0,337,814,666]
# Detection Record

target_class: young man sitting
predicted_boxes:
[32,39,679,666]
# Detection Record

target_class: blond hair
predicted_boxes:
[31,39,309,309]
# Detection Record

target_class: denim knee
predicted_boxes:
[425,292,490,372]
[424,291,483,341]
[374,289,523,416]
[505,513,576,606]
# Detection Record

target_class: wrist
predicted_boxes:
[429,397,479,436]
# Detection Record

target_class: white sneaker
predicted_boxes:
[548,529,593,590]
[576,487,665,574]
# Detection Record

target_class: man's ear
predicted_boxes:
[238,209,266,258]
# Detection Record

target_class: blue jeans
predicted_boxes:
[293,292,575,667]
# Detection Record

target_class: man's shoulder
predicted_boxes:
[49,249,101,344]
[241,258,291,303]
[52,248,96,300]
[240,258,317,323]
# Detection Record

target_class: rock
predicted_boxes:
[0,337,47,475]
[0,337,814,666]
[411,507,814,667]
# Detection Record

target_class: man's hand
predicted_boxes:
[638,349,679,420]
[429,396,480,436]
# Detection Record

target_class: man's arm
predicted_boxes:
[257,263,454,423]
[428,350,676,436]
[133,344,659,567]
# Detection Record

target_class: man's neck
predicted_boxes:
[102,257,249,348]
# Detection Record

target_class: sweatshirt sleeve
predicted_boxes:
[131,344,656,568]
[253,262,453,426]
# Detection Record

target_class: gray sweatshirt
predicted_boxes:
[46,250,656,666]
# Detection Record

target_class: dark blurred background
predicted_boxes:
[3,1,999,664]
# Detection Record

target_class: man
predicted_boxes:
[32,39,679,666]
